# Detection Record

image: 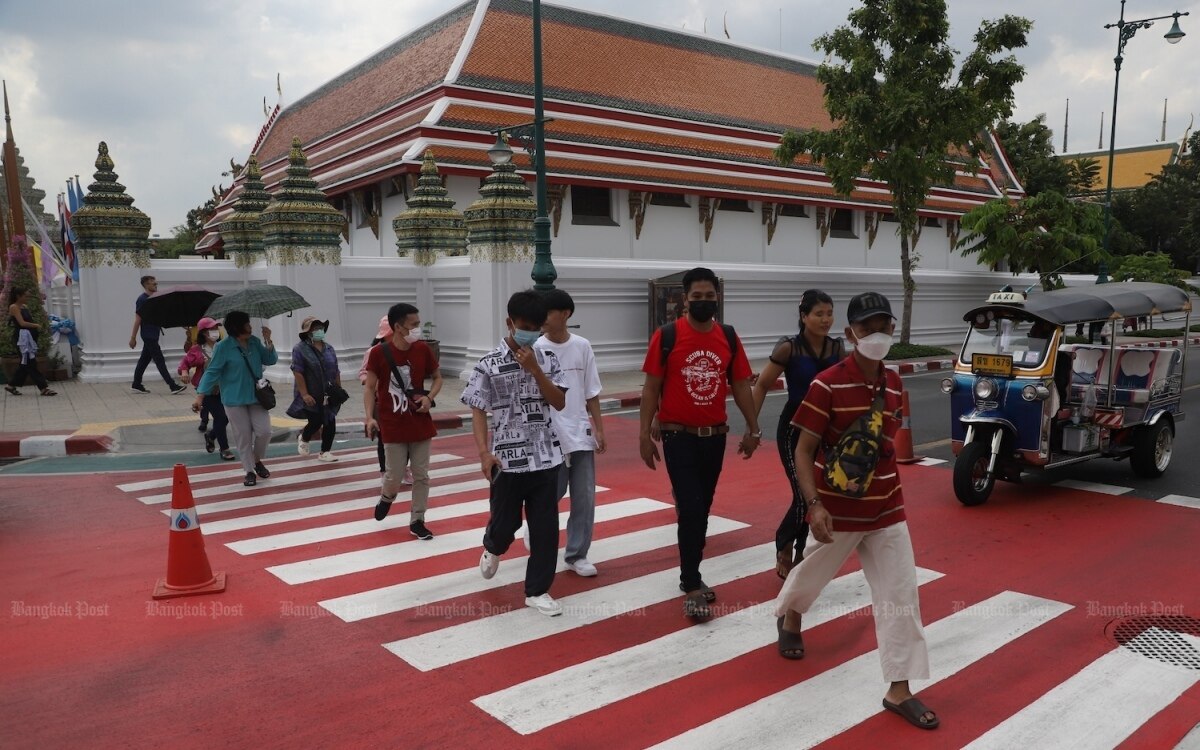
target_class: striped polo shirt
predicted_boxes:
[791,355,906,531]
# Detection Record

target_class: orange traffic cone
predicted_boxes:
[152,463,227,599]
[894,389,925,465]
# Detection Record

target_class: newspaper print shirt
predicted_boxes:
[461,338,569,473]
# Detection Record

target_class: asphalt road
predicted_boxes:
[725,351,1200,503]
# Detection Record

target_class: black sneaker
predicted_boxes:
[254,461,271,479]
[410,521,434,540]
[130,384,150,394]
[243,472,257,487]
[197,422,209,432]
[204,432,216,453]
[170,383,188,395]
[374,494,395,521]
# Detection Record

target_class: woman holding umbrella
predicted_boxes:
[192,311,277,487]
[178,317,234,461]
[289,316,343,463]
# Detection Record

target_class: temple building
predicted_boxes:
[1061,140,1184,197]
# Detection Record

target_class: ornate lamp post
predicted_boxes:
[1098,0,1188,284]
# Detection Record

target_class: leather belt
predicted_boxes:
[659,423,729,437]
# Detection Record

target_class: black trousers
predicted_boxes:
[10,357,48,390]
[774,403,810,555]
[203,394,230,451]
[133,340,175,387]
[301,412,336,452]
[661,430,727,591]
[483,466,560,597]
[376,436,386,472]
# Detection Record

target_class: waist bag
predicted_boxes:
[822,381,886,498]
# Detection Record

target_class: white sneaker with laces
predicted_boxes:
[317,451,338,463]
[297,436,310,456]
[567,558,598,577]
[525,593,563,617]
[479,550,499,579]
[521,523,530,552]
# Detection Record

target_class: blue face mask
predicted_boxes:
[511,328,541,348]
[312,329,326,342]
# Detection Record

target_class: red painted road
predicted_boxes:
[2,417,1198,749]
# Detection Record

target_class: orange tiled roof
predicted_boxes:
[1060,142,1179,192]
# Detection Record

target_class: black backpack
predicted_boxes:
[658,322,739,383]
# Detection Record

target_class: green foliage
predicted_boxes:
[885,343,954,360]
[994,116,1069,196]
[1125,328,1185,337]
[1064,335,1090,345]
[1110,252,1198,293]
[774,0,1031,344]
[957,191,1105,288]
[1111,131,1200,271]
[0,237,53,358]
[1065,157,1100,194]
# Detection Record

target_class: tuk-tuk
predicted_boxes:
[942,282,1191,505]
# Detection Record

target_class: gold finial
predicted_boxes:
[3,80,12,140]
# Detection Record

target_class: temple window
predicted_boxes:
[717,198,753,212]
[830,208,857,239]
[779,203,808,218]
[571,186,617,226]
[923,216,942,227]
[649,192,690,207]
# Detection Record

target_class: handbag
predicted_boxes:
[822,379,887,498]
[240,347,276,410]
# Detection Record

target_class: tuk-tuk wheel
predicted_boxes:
[953,441,995,506]
[1130,420,1173,478]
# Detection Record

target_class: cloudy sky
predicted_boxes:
[2,0,1198,235]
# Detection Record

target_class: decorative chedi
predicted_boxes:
[463,146,535,263]
[71,141,151,268]
[258,137,344,266]
[393,150,466,266]
[218,155,270,268]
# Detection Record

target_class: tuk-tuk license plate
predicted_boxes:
[972,353,1014,377]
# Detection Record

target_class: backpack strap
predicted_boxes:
[379,343,410,395]
[720,324,738,383]
[658,321,740,384]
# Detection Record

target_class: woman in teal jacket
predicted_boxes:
[193,310,278,486]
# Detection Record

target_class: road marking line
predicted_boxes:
[646,591,1073,750]
[116,448,383,492]
[472,568,944,735]
[1056,480,1133,496]
[1158,494,1200,509]
[386,543,775,671]
[267,498,672,585]
[962,630,1200,749]
[227,487,610,553]
[319,518,748,622]
[915,457,948,467]
[135,454,466,503]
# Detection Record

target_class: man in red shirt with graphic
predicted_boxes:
[774,291,938,731]
[640,267,762,621]
[363,302,443,540]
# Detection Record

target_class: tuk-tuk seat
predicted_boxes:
[1111,348,1182,404]
[1065,345,1109,401]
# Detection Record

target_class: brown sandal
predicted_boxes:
[40,388,57,396]
[4,386,20,395]
[776,545,803,579]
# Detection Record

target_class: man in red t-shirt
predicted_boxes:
[363,303,443,540]
[774,291,938,732]
[640,267,762,621]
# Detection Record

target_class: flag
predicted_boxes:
[67,177,84,282]
[58,192,76,285]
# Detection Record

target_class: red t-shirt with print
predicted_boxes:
[642,318,752,427]
[365,341,438,444]
[791,355,906,532]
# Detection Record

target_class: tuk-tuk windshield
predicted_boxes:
[960,313,1054,370]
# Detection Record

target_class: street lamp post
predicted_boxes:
[1098,0,1188,284]
[529,0,556,291]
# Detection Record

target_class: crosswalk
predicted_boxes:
[115,444,1199,747]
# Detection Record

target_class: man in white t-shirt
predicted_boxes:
[536,289,606,577]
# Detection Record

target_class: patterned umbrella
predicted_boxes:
[203,284,310,321]
[136,285,220,328]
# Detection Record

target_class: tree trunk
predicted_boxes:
[900,232,915,344]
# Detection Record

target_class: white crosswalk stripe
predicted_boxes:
[117,448,384,493]
[267,497,674,585]
[472,568,945,734]
[319,517,749,622]
[963,630,1200,749]
[1158,494,1200,509]
[1056,479,1133,496]
[647,591,1073,749]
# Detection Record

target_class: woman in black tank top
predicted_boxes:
[5,286,56,396]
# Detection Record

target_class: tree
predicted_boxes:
[0,237,53,358]
[775,0,1031,343]
[957,191,1105,290]
[1064,157,1100,194]
[1111,251,1198,293]
[994,116,1069,196]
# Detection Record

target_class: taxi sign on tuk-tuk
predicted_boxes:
[986,291,1026,305]
[971,352,1014,377]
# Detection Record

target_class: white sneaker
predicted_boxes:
[317,451,338,463]
[480,550,499,579]
[521,523,531,552]
[525,593,563,617]
[402,468,413,485]
[297,436,310,456]
[567,558,598,577]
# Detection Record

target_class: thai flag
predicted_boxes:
[58,192,75,286]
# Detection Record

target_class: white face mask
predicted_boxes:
[853,331,893,361]
[205,330,218,342]
[403,330,421,344]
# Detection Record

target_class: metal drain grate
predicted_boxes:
[1107,615,1200,670]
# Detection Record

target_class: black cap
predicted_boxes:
[846,292,895,323]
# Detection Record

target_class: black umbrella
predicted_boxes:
[137,286,221,328]
[203,284,310,321]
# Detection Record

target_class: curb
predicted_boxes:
[0,434,114,458]
[888,359,955,375]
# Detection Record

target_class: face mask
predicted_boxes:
[205,330,218,342]
[854,331,893,361]
[312,329,326,342]
[404,330,421,344]
[511,328,542,348]
[688,300,718,323]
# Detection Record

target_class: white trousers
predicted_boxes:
[774,521,930,682]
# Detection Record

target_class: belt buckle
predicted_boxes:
[697,426,714,437]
